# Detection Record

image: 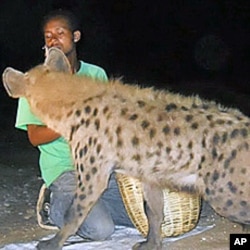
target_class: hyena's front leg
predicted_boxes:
[133,183,164,250]
[36,204,81,250]
[37,170,111,250]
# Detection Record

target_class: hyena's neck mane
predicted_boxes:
[27,72,107,138]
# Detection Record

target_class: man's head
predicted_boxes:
[41,10,81,56]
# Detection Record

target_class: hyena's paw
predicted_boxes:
[36,238,62,250]
[132,240,162,250]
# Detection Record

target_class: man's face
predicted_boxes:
[43,17,75,56]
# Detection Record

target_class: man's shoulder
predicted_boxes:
[78,61,108,81]
[79,60,104,71]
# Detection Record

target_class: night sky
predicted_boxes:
[0,0,249,132]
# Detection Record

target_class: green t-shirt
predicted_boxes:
[15,60,108,187]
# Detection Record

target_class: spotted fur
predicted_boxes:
[2,48,250,250]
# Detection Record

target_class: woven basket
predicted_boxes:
[116,173,201,237]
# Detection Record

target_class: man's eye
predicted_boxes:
[57,30,64,36]
[45,34,52,39]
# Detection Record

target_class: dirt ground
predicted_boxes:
[0,129,246,249]
[0,130,55,247]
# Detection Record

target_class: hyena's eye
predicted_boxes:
[42,66,50,74]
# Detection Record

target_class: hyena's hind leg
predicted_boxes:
[37,170,112,250]
[133,183,164,250]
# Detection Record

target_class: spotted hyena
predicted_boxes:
[2,48,250,250]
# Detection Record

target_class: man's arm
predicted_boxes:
[27,124,61,146]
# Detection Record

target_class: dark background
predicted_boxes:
[0,0,249,139]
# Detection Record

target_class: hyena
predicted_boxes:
[2,48,250,250]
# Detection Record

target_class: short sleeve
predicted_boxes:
[15,97,44,131]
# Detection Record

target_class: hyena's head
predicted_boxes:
[2,47,71,99]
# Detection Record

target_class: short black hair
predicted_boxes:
[41,9,80,33]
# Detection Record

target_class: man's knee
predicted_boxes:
[77,199,115,240]
[78,218,115,240]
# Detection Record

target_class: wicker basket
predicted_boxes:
[116,173,201,237]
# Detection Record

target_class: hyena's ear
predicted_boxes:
[44,47,71,73]
[2,67,26,98]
